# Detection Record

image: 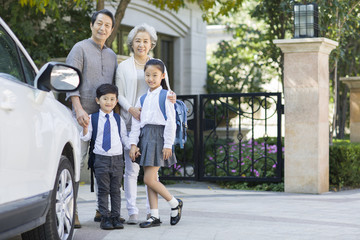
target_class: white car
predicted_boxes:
[0,18,81,240]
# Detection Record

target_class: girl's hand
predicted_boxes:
[129,145,140,161]
[162,148,172,160]
[167,91,177,104]
[129,107,141,121]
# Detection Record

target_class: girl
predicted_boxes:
[129,59,183,228]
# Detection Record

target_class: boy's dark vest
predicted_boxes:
[88,112,122,192]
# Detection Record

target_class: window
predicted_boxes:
[0,26,25,83]
[20,51,36,85]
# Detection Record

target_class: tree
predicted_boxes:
[18,0,245,48]
[319,0,360,140]
[1,0,94,66]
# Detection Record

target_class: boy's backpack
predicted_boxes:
[140,89,188,148]
[88,111,122,192]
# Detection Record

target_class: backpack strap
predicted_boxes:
[140,89,168,120]
[88,112,99,192]
[140,93,147,108]
[113,113,121,141]
[159,89,168,120]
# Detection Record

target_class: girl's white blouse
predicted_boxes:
[129,86,176,149]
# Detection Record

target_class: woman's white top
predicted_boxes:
[129,86,176,149]
[115,55,170,130]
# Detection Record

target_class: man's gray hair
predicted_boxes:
[127,23,158,52]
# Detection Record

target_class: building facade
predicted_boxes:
[107,0,207,94]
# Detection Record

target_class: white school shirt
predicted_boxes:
[80,110,130,156]
[129,86,176,149]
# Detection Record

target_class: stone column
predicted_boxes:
[340,77,360,142]
[274,38,338,194]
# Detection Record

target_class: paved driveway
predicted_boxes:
[73,181,360,240]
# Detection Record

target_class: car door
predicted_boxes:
[0,23,52,204]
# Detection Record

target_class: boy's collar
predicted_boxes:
[99,109,113,117]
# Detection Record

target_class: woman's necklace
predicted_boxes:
[134,56,149,66]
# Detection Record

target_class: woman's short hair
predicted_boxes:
[127,23,158,52]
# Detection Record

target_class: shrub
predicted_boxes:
[330,140,360,190]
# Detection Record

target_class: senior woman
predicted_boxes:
[115,23,175,224]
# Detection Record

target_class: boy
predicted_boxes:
[80,84,131,230]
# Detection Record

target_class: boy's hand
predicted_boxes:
[162,148,172,160]
[82,126,89,136]
[129,145,140,161]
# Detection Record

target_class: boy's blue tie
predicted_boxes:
[102,114,111,152]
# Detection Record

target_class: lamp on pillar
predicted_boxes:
[293,2,319,38]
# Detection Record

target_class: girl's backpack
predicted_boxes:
[140,89,188,148]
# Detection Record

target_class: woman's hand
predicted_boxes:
[162,148,172,160]
[167,91,177,104]
[129,107,141,121]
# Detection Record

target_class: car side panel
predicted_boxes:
[0,78,56,204]
[0,192,51,239]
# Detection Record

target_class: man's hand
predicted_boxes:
[76,108,90,128]
[71,96,89,128]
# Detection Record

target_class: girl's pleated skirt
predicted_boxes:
[137,124,177,167]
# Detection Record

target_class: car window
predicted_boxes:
[0,25,26,83]
[20,51,36,85]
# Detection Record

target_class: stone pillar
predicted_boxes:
[340,77,360,142]
[274,38,338,194]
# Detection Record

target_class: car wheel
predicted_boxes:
[22,156,75,240]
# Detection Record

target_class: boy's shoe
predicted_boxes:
[170,199,183,225]
[112,217,124,229]
[74,213,81,228]
[139,216,161,228]
[94,209,101,222]
[100,217,114,230]
[127,214,138,225]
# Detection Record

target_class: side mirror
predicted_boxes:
[35,62,82,92]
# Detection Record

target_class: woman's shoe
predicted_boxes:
[139,216,161,228]
[170,199,183,225]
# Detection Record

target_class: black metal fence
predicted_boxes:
[158,93,284,182]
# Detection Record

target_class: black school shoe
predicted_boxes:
[100,217,114,230]
[170,199,183,225]
[139,216,161,228]
[112,217,124,229]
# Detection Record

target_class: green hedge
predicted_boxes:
[330,140,360,189]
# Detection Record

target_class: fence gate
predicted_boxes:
[158,93,284,183]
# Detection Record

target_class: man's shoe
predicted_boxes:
[170,199,183,225]
[127,214,138,225]
[139,216,161,228]
[94,209,101,222]
[74,213,81,228]
[100,217,114,230]
[112,217,124,229]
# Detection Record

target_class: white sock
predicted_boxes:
[147,209,159,222]
[168,196,179,217]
